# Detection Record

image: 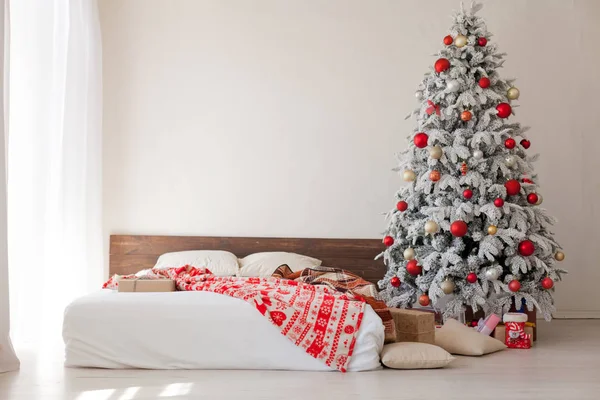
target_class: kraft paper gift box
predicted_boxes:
[389,308,435,344]
[118,278,176,292]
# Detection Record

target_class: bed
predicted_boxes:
[63,235,387,371]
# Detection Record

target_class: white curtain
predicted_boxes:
[7,0,103,346]
[1,0,19,374]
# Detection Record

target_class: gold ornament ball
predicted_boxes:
[487,225,498,235]
[454,34,468,48]
[440,279,456,295]
[429,170,441,182]
[555,251,565,261]
[403,169,416,182]
[429,145,443,160]
[403,247,416,260]
[535,194,543,205]
[507,87,520,100]
[424,220,439,235]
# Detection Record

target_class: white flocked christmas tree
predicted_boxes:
[377,2,566,321]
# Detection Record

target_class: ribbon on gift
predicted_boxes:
[426,100,441,116]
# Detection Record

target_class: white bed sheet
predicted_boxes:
[63,290,384,371]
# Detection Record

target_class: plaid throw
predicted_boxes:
[272,265,396,343]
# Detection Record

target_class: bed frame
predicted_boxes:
[109,235,387,283]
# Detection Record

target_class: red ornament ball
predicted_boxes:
[541,277,554,290]
[527,193,539,204]
[520,139,531,149]
[396,201,408,212]
[429,170,441,182]
[406,260,422,276]
[414,132,429,148]
[496,102,512,118]
[466,272,478,283]
[508,280,521,292]
[460,110,472,122]
[505,179,521,196]
[391,276,401,288]
[505,138,516,149]
[463,189,473,199]
[494,198,505,207]
[477,37,488,46]
[518,240,535,256]
[419,293,430,307]
[383,235,394,247]
[443,35,453,45]
[434,58,450,73]
[479,77,491,88]
[522,178,534,184]
[450,220,468,237]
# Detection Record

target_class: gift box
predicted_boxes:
[466,301,537,341]
[493,324,534,345]
[118,278,176,292]
[389,308,435,344]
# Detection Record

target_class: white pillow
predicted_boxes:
[238,252,321,277]
[153,250,239,276]
[381,342,455,369]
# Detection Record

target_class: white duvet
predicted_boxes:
[63,290,384,371]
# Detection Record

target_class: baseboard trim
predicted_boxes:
[552,310,600,319]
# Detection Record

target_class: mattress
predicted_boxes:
[63,290,384,371]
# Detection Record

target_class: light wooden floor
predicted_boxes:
[1,319,599,400]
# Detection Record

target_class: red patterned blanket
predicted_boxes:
[272,265,395,343]
[103,266,365,372]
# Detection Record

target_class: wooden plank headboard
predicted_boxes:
[109,235,386,283]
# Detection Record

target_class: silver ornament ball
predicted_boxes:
[504,155,517,168]
[415,90,424,100]
[446,80,461,93]
[403,247,416,260]
[473,150,484,160]
[485,269,501,281]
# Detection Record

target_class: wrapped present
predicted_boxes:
[475,314,501,336]
[118,278,176,292]
[389,308,435,344]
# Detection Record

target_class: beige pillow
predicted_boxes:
[238,252,321,277]
[381,342,454,369]
[435,319,506,356]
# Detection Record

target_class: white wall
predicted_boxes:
[99,0,600,317]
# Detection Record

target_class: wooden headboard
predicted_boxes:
[109,235,386,283]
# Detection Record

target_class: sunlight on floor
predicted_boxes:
[159,382,194,397]
[117,386,141,400]
[75,389,116,400]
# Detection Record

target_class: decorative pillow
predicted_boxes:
[237,252,321,277]
[435,318,506,356]
[153,250,239,276]
[381,342,454,369]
